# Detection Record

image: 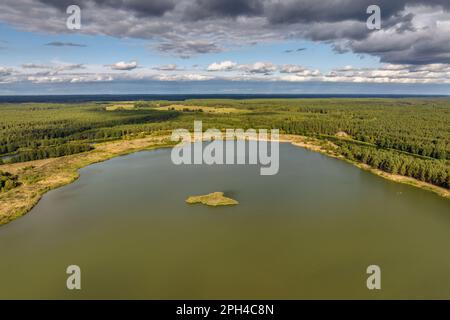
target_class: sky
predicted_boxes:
[1,0,450,95]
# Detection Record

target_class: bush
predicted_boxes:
[0,171,20,192]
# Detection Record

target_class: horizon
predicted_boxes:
[0,93,449,104]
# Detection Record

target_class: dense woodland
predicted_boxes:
[0,104,177,160]
[336,141,449,188]
[0,98,449,189]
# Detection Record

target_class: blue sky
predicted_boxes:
[0,23,380,72]
[1,0,450,95]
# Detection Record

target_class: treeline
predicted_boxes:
[9,144,93,163]
[0,171,20,192]
[278,118,449,161]
[0,105,178,156]
[336,142,449,189]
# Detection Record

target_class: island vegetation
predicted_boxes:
[0,98,448,225]
[186,192,239,206]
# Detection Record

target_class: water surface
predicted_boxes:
[0,143,449,299]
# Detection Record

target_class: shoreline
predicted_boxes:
[283,135,449,200]
[0,133,448,226]
[0,134,174,226]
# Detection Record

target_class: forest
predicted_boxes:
[0,98,449,189]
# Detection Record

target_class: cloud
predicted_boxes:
[45,41,87,47]
[240,62,277,74]
[0,67,14,77]
[69,75,114,83]
[21,63,50,69]
[153,64,179,71]
[279,64,307,73]
[2,1,450,64]
[285,48,306,53]
[153,73,214,81]
[21,63,85,71]
[5,59,450,85]
[36,0,175,17]
[207,60,237,71]
[155,40,222,57]
[184,0,264,20]
[316,63,450,84]
[57,64,85,71]
[27,73,114,84]
[345,8,450,64]
[108,61,138,71]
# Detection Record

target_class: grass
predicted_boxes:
[105,103,136,111]
[155,104,249,114]
[186,192,239,206]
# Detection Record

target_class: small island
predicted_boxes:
[186,192,238,207]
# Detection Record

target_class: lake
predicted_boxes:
[0,142,449,299]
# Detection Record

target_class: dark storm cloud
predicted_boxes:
[184,0,263,20]
[264,0,450,24]
[262,0,450,65]
[37,0,175,17]
[178,0,450,23]
[156,40,222,57]
[266,1,409,25]
[21,0,450,23]
[352,33,450,65]
[2,0,450,65]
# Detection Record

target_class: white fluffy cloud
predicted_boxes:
[153,73,214,81]
[153,64,179,71]
[207,60,237,71]
[239,62,277,74]
[280,64,307,74]
[108,61,138,71]
[0,66,14,77]
[4,60,450,85]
